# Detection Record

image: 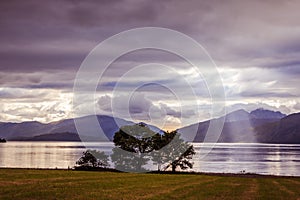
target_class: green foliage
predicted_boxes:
[111,123,154,171]
[76,150,109,168]
[151,131,196,172]
[111,147,150,172]
[112,123,195,172]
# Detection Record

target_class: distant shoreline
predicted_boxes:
[0,167,299,178]
[3,140,300,145]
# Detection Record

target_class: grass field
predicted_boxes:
[0,169,299,200]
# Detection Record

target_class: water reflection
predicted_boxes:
[0,142,299,176]
[193,143,300,176]
[0,142,84,168]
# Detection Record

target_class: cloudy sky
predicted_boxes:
[1,0,300,130]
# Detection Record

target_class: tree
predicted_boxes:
[111,123,155,172]
[111,123,196,173]
[166,144,196,172]
[0,138,6,143]
[151,131,195,172]
[76,150,109,169]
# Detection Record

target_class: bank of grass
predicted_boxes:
[0,169,299,200]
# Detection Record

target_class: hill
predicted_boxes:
[255,112,300,143]
[0,115,134,141]
[1,109,299,143]
[0,115,163,142]
[178,109,300,143]
[9,132,81,141]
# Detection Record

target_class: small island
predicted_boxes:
[0,138,6,143]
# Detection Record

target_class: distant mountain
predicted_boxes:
[249,108,287,127]
[223,109,250,122]
[255,112,300,143]
[10,132,81,141]
[1,109,299,143]
[178,109,296,143]
[0,115,134,141]
[0,115,164,142]
[250,108,286,119]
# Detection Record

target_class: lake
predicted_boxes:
[0,142,299,176]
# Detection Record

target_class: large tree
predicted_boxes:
[111,123,155,172]
[112,123,196,173]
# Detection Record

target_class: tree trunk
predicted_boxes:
[172,164,176,173]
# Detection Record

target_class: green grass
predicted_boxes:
[0,169,299,200]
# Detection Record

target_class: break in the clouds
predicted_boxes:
[1,0,300,129]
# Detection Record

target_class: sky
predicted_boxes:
[0,0,300,130]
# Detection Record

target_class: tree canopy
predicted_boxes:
[111,123,155,172]
[76,150,109,169]
[112,123,196,172]
[150,131,196,172]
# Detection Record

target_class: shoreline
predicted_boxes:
[3,141,300,144]
[1,167,299,179]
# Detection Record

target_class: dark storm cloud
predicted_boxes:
[97,93,183,120]
[25,83,73,89]
[1,0,300,73]
[159,103,181,118]
[240,91,296,98]
[276,65,300,75]
[67,0,160,27]
[0,71,75,89]
[1,0,300,123]
[0,0,164,72]
[262,60,300,69]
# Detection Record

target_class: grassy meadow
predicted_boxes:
[0,169,299,200]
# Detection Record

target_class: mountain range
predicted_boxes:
[0,108,299,143]
[0,115,133,141]
[178,108,300,143]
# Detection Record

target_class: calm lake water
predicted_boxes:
[0,142,299,176]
